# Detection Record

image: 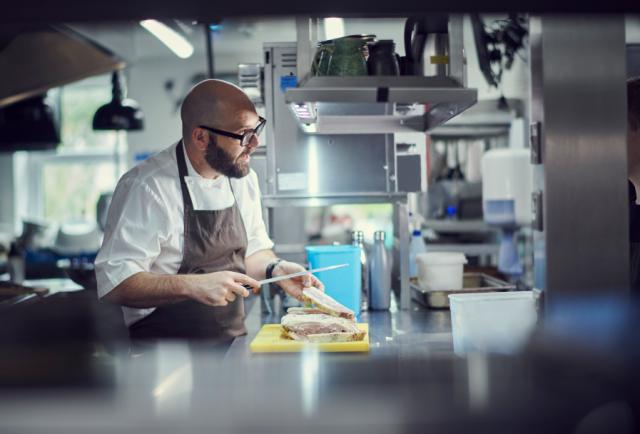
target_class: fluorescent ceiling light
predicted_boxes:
[140,19,194,59]
[323,17,345,40]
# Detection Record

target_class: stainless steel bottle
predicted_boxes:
[351,230,369,311]
[369,230,391,310]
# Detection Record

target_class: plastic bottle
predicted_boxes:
[351,230,369,311]
[409,229,427,278]
[369,230,391,310]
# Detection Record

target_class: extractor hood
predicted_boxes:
[285,76,477,134]
[0,25,125,108]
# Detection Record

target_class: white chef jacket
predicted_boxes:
[95,141,274,326]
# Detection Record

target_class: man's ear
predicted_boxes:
[191,127,208,151]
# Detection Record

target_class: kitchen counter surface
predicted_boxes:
[0,292,635,434]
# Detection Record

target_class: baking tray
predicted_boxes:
[411,273,516,309]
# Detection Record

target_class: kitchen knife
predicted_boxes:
[242,263,348,289]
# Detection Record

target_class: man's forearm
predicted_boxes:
[244,249,278,281]
[102,272,193,308]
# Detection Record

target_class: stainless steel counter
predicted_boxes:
[0,293,637,434]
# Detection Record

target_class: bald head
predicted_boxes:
[180,79,256,144]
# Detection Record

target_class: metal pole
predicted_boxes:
[204,23,214,78]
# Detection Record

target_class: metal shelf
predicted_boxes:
[286,76,476,104]
[428,98,523,139]
[284,76,477,134]
[262,192,407,207]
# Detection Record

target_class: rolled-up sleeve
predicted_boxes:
[244,171,274,258]
[95,177,170,299]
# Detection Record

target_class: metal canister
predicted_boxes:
[351,230,369,311]
[369,230,391,310]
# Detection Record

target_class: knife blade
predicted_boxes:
[242,263,348,290]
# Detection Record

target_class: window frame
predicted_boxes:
[21,148,124,221]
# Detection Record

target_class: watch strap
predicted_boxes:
[266,258,284,280]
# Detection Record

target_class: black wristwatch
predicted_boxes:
[266,258,284,280]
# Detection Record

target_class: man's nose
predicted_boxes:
[246,134,260,151]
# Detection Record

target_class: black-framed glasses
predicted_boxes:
[198,116,266,147]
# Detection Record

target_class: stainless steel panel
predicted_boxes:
[264,42,397,197]
[295,17,314,82]
[392,201,410,309]
[267,206,307,265]
[264,42,414,309]
[530,16,629,301]
[396,154,422,192]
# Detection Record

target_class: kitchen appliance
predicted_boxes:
[401,15,449,76]
[306,245,361,316]
[482,148,532,276]
[250,323,369,353]
[367,40,400,76]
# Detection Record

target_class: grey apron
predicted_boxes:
[129,141,248,342]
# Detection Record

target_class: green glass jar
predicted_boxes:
[312,41,334,76]
[327,36,367,76]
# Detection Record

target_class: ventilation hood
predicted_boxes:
[0,25,125,108]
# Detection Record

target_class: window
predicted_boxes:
[21,74,125,224]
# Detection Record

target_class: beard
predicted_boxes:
[204,136,250,178]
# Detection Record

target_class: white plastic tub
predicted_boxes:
[416,252,467,291]
[448,291,537,355]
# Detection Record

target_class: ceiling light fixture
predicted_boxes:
[93,70,144,131]
[140,19,194,59]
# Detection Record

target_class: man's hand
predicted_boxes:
[187,271,260,307]
[272,260,325,301]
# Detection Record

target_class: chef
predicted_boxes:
[628,77,640,291]
[95,79,323,342]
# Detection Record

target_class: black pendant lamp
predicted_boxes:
[93,70,144,131]
[0,93,60,151]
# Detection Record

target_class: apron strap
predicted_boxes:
[177,141,240,210]
[176,141,194,210]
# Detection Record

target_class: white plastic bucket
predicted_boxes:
[448,291,537,355]
[416,252,467,291]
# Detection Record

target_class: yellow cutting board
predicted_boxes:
[250,323,369,353]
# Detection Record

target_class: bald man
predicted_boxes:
[95,80,323,342]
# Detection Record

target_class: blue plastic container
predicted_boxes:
[305,245,361,316]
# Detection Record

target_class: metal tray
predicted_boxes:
[410,273,516,309]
